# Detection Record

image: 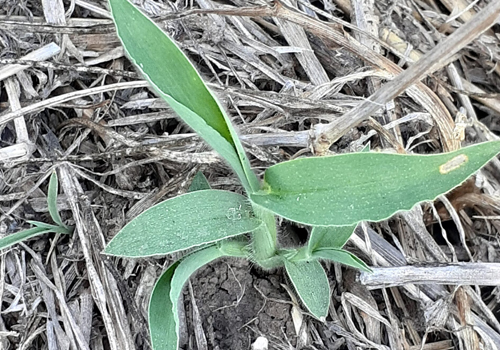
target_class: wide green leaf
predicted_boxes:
[251,141,500,226]
[313,249,371,272]
[307,225,356,252]
[109,0,259,193]
[284,260,330,320]
[105,190,262,257]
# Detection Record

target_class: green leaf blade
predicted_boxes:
[149,262,178,350]
[27,221,72,234]
[251,141,500,226]
[284,260,330,320]
[109,0,228,141]
[47,171,65,227]
[308,225,356,252]
[0,227,54,251]
[105,190,262,257]
[149,246,225,350]
[109,0,259,192]
[162,98,256,192]
[189,172,211,192]
[313,249,371,272]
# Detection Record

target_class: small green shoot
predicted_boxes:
[106,1,500,349]
[0,171,72,251]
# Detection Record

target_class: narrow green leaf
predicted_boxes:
[189,172,211,192]
[109,0,259,192]
[361,142,371,152]
[26,221,72,234]
[0,227,55,250]
[308,225,356,252]
[313,249,372,272]
[284,259,330,320]
[251,141,500,226]
[105,190,262,257]
[149,262,178,350]
[47,171,65,227]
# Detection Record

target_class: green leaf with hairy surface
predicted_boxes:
[109,0,259,192]
[189,172,211,192]
[285,259,330,320]
[47,171,65,227]
[251,141,500,226]
[313,248,371,272]
[308,225,356,252]
[105,190,262,257]
[0,226,61,251]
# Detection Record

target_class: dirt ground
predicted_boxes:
[1,0,500,349]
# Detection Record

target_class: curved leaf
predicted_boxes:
[161,95,257,192]
[47,171,65,227]
[0,227,55,251]
[109,0,259,192]
[251,141,500,226]
[313,249,371,272]
[149,262,178,350]
[285,259,330,320]
[105,190,261,257]
[149,245,225,350]
[308,225,356,252]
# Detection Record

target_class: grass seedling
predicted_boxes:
[0,171,73,251]
[105,1,500,349]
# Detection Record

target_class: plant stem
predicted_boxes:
[251,204,278,269]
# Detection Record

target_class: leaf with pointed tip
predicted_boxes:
[105,190,262,257]
[251,141,500,226]
[149,245,225,350]
[189,172,211,192]
[109,0,259,192]
[308,225,356,252]
[313,248,371,272]
[284,259,330,320]
[47,171,65,227]
[0,227,60,251]
[27,221,72,234]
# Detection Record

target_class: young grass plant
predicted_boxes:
[0,171,73,251]
[106,1,500,348]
